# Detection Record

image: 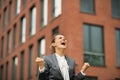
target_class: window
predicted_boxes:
[13,24,17,49]
[0,0,1,8]
[38,38,46,57]
[16,0,21,14]
[115,29,120,67]
[40,0,48,27]
[0,66,3,80]
[12,57,18,80]
[52,26,59,35]
[111,0,120,19]
[115,78,120,80]
[5,62,9,80]
[30,6,36,36]
[8,1,12,23]
[80,0,95,14]
[23,0,27,7]
[52,0,62,18]
[20,51,24,80]
[28,45,33,77]
[0,37,4,59]
[3,8,7,28]
[7,30,12,54]
[86,76,97,80]
[20,17,26,43]
[84,24,104,66]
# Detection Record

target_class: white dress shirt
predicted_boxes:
[55,53,70,80]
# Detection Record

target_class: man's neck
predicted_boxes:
[55,49,65,57]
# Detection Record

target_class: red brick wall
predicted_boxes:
[0,0,120,80]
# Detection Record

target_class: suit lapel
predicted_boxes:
[52,54,64,79]
[65,56,73,78]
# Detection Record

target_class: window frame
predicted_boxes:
[80,0,95,14]
[83,23,105,66]
[30,6,36,36]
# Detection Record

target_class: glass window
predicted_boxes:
[8,1,12,23]
[7,31,11,54]
[20,51,24,80]
[13,24,17,49]
[3,8,7,28]
[84,24,104,66]
[16,0,21,14]
[0,37,4,59]
[115,78,120,80]
[80,0,95,14]
[20,17,26,43]
[86,76,98,80]
[40,0,48,27]
[52,26,59,35]
[111,0,120,19]
[52,0,62,18]
[0,0,1,8]
[38,38,46,57]
[29,45,33,77]
[0,66,3,80]
[30,6,36,36]
[23,0,27,7]
[115,29,120,67]
[5,62,9,80]
[12,57,18,80]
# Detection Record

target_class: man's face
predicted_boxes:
[53,35,67,49]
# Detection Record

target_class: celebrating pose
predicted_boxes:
[36,34,90,80]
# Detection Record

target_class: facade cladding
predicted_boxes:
[0,0,120,80]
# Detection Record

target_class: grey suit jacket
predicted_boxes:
[38,54,85,80]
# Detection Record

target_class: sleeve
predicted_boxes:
[39,67,45,72]
[37,56,50,80]
[72,61,86,80]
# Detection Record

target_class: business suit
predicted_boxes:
[38,54,85,80]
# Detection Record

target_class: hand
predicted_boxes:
[81,62,90,73]
[36,57,45,69]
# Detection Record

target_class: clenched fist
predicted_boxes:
[81,62,90,73]
[36,57,45,69]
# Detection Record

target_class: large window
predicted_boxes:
[40,0,48,27]
[0,66,3,80]
[115,29,120,67]
[20,51,24,80]
[30,6,36,36]
[111,0,120,19]
[5,62,9,80]
[28,45,33,78]
[0,0,1,8]
[80,0,95,14]
[12,57,18,80]
[8,1,12,23]
[3,8,7,28]
[84,24,104,66]
[52,26,59,35]
[13,24,17,49]
[7,30,11,54]
[0,37,4,59]
[16,0,21,14]
[52,0,62,18]
[23,0,27,7]
[38,38,46,57]
[86,76,98,80]
[115,78,120,80]
[20,17,26,43]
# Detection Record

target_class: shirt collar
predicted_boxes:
[55,53,65,60]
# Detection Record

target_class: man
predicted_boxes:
[36,34,90,80]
